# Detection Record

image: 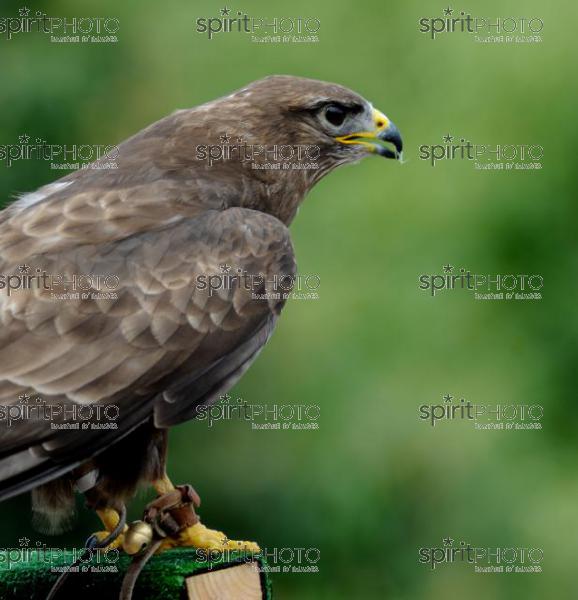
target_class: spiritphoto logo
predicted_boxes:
[0,7,119,43]
[418,265,543,300]
[195,6,320,43]
[0,538,119,573]
[194,546,320,574]
[418,135,543,169]
[195,393,320,430]
[418,394,543,430]
[418,537,543,573]
[0,264,120,300]
[0,393,120,430]
[196,133,320,170]
[195,263,320,301]
[0,134,119,170]
[418,7,543,43]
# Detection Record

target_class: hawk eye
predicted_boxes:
[324,104,347,127]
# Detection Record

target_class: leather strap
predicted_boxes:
[143,484,200,538]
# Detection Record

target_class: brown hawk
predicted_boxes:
[0,76,402,558]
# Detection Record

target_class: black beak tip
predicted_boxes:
[379,124,403,160]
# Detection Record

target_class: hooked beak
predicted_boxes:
[335,108,403,160]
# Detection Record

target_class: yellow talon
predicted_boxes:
[89,508,127,550]
[158,522,260,553]
[151,475,260,555]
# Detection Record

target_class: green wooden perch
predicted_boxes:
[0,548,272,599]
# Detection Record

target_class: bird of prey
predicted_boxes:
[0,76,402,556]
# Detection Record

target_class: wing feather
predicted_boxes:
[0,206,296,500]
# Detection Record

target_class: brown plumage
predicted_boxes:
[0,75,402,532]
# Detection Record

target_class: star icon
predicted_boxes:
[443,264,453,273]
[443,7,453,16]
[19,134,30,144]
[443,134,454,144]
[443,394,453,403]
[18,264,30,273]
[19,537,30,547]
[18,393,31,404]
[220,393,232,402]
[443,537,454,546]
[19,7,30,17]
[219,263,231,273]
[219,133,230,144]
[220,7,231,16]
[220,536,229,545]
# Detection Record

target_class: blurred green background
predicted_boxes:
[1,0,577,598]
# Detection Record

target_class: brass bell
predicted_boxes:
[123,520,153,555]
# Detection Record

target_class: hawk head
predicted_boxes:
[178,75,404,221]
[236,75,403,163]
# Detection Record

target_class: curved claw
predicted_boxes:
[85,534,99,549]
[86,505,128,551]
[87,529,126,550]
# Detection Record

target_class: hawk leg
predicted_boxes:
[124,474,260,554]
